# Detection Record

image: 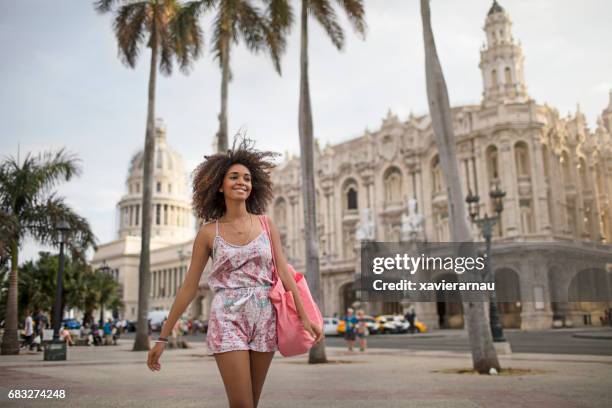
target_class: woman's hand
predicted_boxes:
[147,342,165,372]
[302,319,324,344]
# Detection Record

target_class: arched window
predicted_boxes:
[504,67,512,84]
[491,69,498,88]
[486,145,500,182]
[514,142,530,177]
[431,156,443,194]
[342,179,359,212]
[384,167,403,203]
[347,187,358,210]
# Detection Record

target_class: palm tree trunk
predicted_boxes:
[1,241,20,355]
[298,0,327,364]
[132,30,159,352]
[217,32,230,152]
[420,0,500,373]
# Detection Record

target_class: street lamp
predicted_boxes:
[465,184,506,342]
[44,220,70,361]
[97,261,111,324]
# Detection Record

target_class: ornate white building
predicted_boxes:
[93,1,611,330]
[268,1,612,330]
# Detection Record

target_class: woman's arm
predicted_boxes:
[158,226,211,339]
[267,216,323,343]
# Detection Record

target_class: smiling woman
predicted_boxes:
[146,135,323,408]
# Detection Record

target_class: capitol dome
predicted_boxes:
[117,119,193,242]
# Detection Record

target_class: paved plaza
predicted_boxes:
[1,336,611,408]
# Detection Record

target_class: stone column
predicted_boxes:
[518,255,554,329]
[531,137,552,233]
[499,140,519,236]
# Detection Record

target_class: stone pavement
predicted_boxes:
[0,339,611,408]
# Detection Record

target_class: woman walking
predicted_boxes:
[147,137,323,407]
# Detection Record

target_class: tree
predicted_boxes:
[419,0,500,373]
[297,0,365,364]
[176,0,292,152]
[0,150,96,355]
[95,0,201,351]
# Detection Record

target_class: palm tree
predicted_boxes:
[419,0,500,373]
[297,0,365,364]
[95,0,202,351]
[176,0,292,152]
[0,150,96,355]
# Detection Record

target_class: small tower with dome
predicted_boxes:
[479,0,529,107]
[117,118,193,242]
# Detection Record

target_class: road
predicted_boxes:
[122,328,612,356]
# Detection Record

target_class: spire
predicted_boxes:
[488,0,505,16]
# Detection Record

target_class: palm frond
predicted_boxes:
[261,0,293,74]
[114,1,149,68]
[34,149,82,195]
[22,194,97,256]
[94,0,123,14]
[309,0,344,50]
[235,0,266,54]
[335,0,366,37]
[172,1,207,73]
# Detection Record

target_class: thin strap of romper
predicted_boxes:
[215,219,219,237]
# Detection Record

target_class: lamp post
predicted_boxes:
[97,261,111,324]
[465,184,506,342]
[44,220,70,361]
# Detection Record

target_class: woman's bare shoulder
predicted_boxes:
[196,220,217,249]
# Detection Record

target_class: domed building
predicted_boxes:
[92,119,209,322]
[117,119,193,242]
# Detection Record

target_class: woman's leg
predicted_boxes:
[249,351,274,408]
[215,351,254,408]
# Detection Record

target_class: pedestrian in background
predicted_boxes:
[344,308,358,351]
[22,309,34,350]
[404,305,416,334]
[356,309,369,352]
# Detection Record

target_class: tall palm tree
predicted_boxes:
[176,0,292,152]
[95,0,202,351]
[0,150,96,355]
[419,0,500,373]
[297,0,365,364]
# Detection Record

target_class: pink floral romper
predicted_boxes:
[206,215,277,355]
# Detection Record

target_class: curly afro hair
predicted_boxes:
[192,135,280,222]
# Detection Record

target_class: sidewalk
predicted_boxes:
[1,340,611,408]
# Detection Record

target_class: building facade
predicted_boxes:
[268,1,612,330]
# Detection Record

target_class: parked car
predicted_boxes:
[62,318,81,330]
[323,317,339,336]
[393,315,410,334]
[337,319,345,334]
[413,320,427,333]
[375,315,400,334]
[125,320,136,332]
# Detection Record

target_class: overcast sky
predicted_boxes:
[1,0,611,262]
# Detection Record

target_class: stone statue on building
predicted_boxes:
[401,198,424,242]
[355,208,375,242]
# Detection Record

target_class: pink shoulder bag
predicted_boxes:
[260,215,323,357]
